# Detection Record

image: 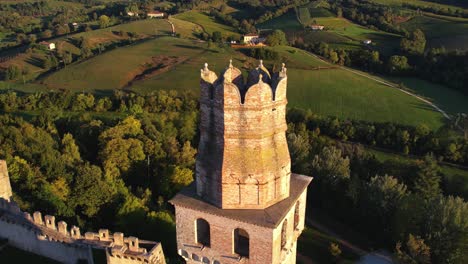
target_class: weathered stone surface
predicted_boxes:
[172,62,313,264]
[0,160,12,201]
[197,62,291,209]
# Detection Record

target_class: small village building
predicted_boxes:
[147,11,164,18]
[72,22,80,31]
[243,33,259,43]
[310,24,325,31]
[127,11,139,17]
[39,41,55,50]
[363,39,372,45]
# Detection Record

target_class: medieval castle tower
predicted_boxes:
[170,61,312,263]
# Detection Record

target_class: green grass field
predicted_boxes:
[391,77,468,114]
[287,67,444,129]
[42,37,206,92]
[401,15,468,50]
[174,11,240,38]
[257,10,303,31]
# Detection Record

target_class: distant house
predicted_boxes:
[127,11,139,17]
[147,11,164,18]
[243,33,259,43]
[72,22,80,31]
[363,39,372,45]
[310,24,325,31]
[39,41,55,50]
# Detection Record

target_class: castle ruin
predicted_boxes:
[0,161,166,264]
[170,61,313,263]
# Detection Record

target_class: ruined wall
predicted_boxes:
[0,160,12,201]
[197,61,291,209]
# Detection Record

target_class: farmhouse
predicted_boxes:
[363,39,372,45]
[39,41,55,50]
[127,11,138,17]
[310,24,325,30]
[243,33,259,43]
[147,11,164,18]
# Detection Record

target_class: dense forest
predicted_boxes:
[286,108,468,264]
[0,90,198,262]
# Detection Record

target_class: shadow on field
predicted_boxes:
[25,56,44,68]
[174,44,205,50]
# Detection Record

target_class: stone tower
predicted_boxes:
[170,61,312,264]
[0,160,12,201]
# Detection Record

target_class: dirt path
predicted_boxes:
[304,51,451,120]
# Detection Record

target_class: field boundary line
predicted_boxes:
[303,51,451,120]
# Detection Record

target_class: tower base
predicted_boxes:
[170,174,312,264]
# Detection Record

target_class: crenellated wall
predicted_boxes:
[0,160,166,264]
[196,60,291,209]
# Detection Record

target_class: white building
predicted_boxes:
[40,41,55,50]
[147,11,164,18]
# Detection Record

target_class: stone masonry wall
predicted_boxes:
[197,62,291,209]
[174,188,308,264]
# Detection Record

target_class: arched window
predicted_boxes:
[281,219,288,249]
[234,228,249,257]
[192,253,200,261]
[294,201,300,229]
[202,257,210,263]
[196,218,210,247]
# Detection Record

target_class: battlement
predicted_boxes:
[200,60,288,106]
[196,61,291,209]
[0,160,166,264]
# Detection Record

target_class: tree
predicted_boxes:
[61,133,81,166]
[266,30,287,46]
[329,50,339,64]
[413,155,441,200]
[387,55,410,74]
[400,29,426,55]
[4,65,20,81]
[312,146,350,186]
[329,243,342,262]
[211,31,222,42]
[69,163,113,218]
[161,165,193,197]
[422,196,468,264]
[395,234,431,264]
[99,15,111,28]
[287,132,310,174]
[363,175,408,238]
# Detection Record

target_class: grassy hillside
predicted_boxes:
[391,77,468,114]
[174,11,241,38]
[259,7,401,54]
[401,15,468,50]
[42,37,206,92]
